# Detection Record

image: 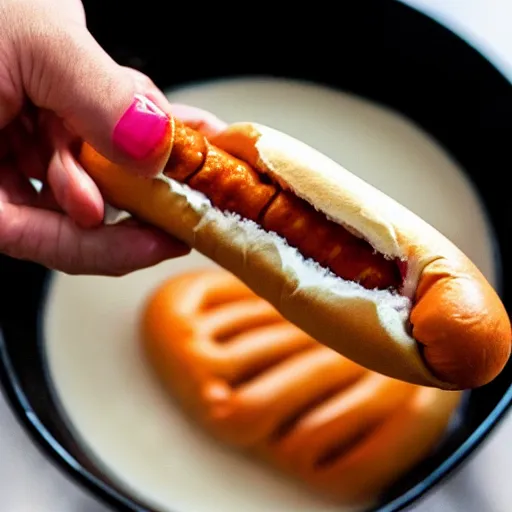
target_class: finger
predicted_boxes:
[0,202,191,276]
[45,116,104,229]
[49,0,86,24]
[7,3,173,176]
[170,103,228,138]
[35,183,63,213]
[36,109,61,173]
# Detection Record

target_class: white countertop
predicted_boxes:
[1,1,512,511]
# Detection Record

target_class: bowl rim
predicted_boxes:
[2,1,512,511]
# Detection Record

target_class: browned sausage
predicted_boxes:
[164,120,401,290]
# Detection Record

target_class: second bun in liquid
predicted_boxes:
[141,268,462,505]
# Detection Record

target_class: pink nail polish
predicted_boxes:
[113,94,169,160]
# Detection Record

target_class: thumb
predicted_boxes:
[11,5,172,176]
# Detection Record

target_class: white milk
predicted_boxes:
[44,77,497,512]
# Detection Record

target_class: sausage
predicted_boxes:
[164,121,402,290]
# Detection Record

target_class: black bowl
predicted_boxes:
[2,1,512,511]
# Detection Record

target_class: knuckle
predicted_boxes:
[128,67,154,89]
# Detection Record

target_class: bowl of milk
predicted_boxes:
[1,1,512,512]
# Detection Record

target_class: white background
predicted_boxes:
[1,1,512,511]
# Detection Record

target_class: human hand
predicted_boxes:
[0,0,227,276]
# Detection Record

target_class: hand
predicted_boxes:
[0,0,227,276]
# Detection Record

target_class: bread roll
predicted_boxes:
[141,268,462,505]
[79,119,511,389]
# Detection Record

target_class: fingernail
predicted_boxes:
[113,94,170,160]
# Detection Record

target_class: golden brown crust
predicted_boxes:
[411,258,512,387]
[78,120,511,390]
[212,123,512,389]
[141,268,461,504]
[78,142,444,389]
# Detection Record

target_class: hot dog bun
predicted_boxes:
[79,120,511,390]
[141,268,462,505]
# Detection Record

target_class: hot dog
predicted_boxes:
[78,116,512,390]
